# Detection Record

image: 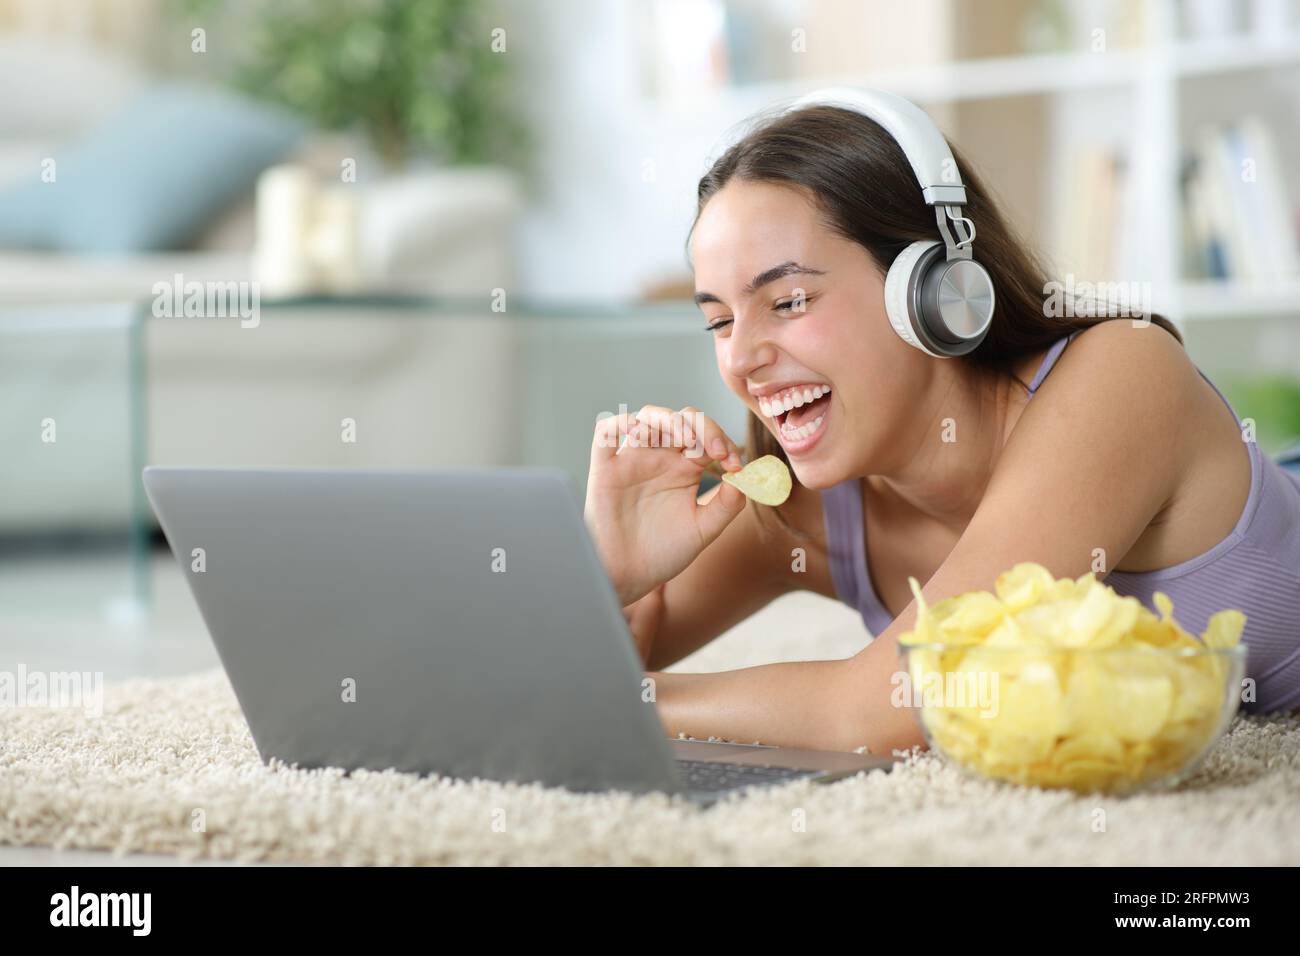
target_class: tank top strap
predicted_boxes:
[819,479,894,635]
[819,480,862,611]
[1026,330,1083,397]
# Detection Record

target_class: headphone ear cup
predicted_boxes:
[883,240,944,356]
[922,257,995,353]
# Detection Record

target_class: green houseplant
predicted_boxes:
[1224,375,1300,456]
[177,0,530,170]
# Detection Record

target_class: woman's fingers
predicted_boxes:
[676,406,744,469]
[592,410,637,462]
[694,475,746,543]
[594,404,743,470]
[629,405,697,454]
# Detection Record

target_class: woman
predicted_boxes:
[583,98,1300,756]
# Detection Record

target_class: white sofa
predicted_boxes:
[0,38,525,534]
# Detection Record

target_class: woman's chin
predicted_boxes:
[772,439,844,490]
[787,460,842,491]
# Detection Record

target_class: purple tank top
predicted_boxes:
[819,330,1300,714]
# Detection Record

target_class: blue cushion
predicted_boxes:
[0,84,306,253]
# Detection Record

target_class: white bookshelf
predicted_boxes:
[1179,278,1300,320]
[632,0,1300,332]
[634,45,1147,116]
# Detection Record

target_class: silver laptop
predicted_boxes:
[142,466,891,806]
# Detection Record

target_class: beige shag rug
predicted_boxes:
[3,666,1299,865]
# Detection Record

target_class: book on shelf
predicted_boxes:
[1053,146,1126,283]
[640,0,957,104]
[1182,117,1300,282]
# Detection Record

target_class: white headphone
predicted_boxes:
[783,88,996,358]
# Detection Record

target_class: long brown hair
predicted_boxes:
[687,103,1182,538]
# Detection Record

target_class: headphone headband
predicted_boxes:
[781,86,995,358]
[784,87,967,206]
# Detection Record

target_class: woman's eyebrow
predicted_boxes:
[693,261,826,306]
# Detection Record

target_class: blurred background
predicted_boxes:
[2,0,1299,678]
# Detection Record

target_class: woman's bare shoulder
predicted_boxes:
[998,319,1249,570]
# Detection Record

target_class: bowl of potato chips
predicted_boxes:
[897,563,1247,794]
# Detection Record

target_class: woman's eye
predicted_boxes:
[703,298,806,332]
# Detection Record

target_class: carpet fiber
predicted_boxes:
[2,665,1299,865]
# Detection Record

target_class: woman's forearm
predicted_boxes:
[648,637,927,755]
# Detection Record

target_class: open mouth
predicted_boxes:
[758,384,832,448]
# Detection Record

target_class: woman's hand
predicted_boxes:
[585,404,747,607]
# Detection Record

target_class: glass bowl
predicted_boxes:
[897,641,1247,795]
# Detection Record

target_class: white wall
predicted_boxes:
[508,0,794,302]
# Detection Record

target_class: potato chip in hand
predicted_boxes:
[721,454,792,506]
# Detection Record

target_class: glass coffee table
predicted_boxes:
[139,293,748,500]
[2,292,748,628]
[0,302,152,641]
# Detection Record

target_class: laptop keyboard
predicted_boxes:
[675,758,820,793]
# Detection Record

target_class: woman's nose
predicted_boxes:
[723,316,774,380]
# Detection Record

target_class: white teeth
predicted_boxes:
[779,412,825,441]
[757,384,831,420]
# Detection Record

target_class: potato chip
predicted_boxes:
[1202,609,1246,650]
[936,591,1004,644]
[995,562,1056,611]
[720,454,792,506]
[1103,671,1174,743]
[897,562,1248,794]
